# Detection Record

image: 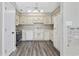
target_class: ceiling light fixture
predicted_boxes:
[33,6,40,13]
[40,10,44,12]
[27,3,44,13]
[27,10,31,12]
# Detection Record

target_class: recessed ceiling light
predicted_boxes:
[20,9,23,11]
[33,10,39,13]
[40,10,44,12]
[27,10,31,12]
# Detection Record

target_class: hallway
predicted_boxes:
[10,41,59,56]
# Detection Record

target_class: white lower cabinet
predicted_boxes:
[44,30,53,40]
[25,30,33,40]
[44,30,50,40]
[22,29,52,41]
[22,30,33,41]
[34,29,44,40]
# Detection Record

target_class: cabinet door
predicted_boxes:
[34,29,44,40]
[19,16,26,24]
[51,16,54,24]
[46,16,51,24]
[22,30,33,40]
[32,16,45,24]
[43,16,51,24]
[16,15,19,25]
[25,30,33,40]
[49,30,53,41]
[44,30,50,40]
[32,17,41,23]
[27,17,33,24]
[22,30,26,41]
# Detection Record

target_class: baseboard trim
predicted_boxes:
[20,40,50,42]
[9,47,16,56]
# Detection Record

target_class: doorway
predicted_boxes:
[11,2,61,56]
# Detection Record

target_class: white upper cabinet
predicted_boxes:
[19,14,52,24]
[27,17,34,24]
[32,16,42,23]
[43,16,51,24]
[16,15,19,25]
[19,16,26,24]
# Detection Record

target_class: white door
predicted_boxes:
[0,3,2,55]
[4,3,16,55]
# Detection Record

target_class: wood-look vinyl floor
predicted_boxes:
[10,41,59,56]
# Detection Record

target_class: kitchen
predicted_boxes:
[15,2,60,56]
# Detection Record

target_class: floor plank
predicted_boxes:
[10,40,60,56]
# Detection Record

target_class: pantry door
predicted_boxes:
[4,2,16,55]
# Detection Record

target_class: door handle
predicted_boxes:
[12,32,14,34]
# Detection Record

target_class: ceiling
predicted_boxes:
[15,2,60,13]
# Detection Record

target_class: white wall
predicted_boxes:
[0,2,2,56]
[51,6,63,53]
[53,12,61,51]
[63,2,79,56]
